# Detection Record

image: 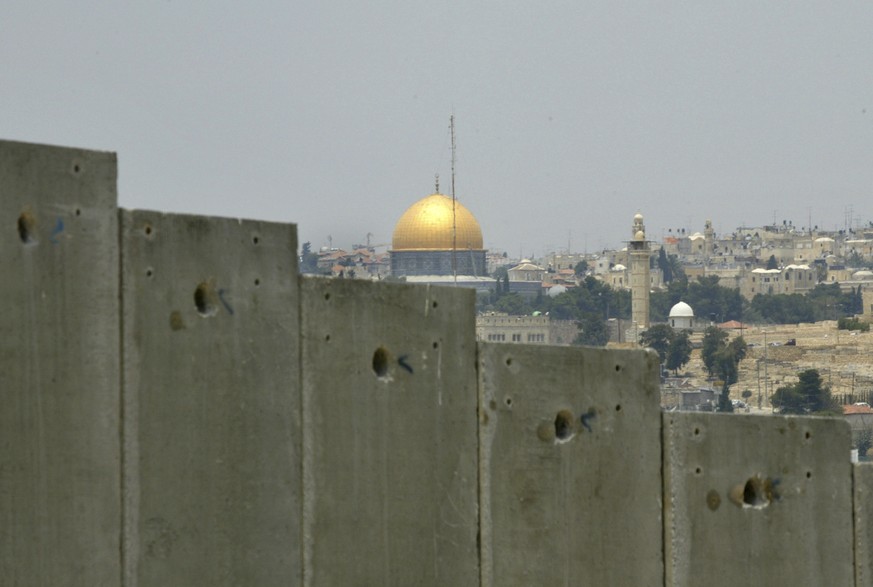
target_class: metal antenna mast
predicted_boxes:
[451,115,457,284]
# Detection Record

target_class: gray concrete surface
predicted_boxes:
[664,412,854,587]
[0,140,120,585]
[121,210,300,586]
[856,463,873,587]
[300,277,480,587]
[478,343,664,586]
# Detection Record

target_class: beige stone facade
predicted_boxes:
[475,313,578,345]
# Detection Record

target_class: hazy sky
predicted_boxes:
[3,2,872,257]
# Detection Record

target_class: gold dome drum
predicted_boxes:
[392,194,484,251]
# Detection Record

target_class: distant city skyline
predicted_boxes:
[3,2,871,256]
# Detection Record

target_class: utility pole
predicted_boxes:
[756,360,762,410]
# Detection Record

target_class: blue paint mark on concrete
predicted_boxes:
[218,289,235,315]
[50,217,64,244]
[580,408,597,432]
[398,355,413,374]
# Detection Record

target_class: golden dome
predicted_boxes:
[392,193,484,251]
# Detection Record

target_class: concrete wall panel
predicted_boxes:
[478,343,664,586]
[855,463,873,587]
[664,413,853,587]
[300,278,479,587]
[121,211,299,586]
[0,141,120,585]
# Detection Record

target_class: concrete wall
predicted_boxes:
[856,463,873,587]
[0,141,120,586]
[300,278,479,586]
[2,139,871,586]
[479,343,664,586]
[120,211,300,586]
[664,412,854,586]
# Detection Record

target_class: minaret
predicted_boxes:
[629,213,651,334]
[704,219,714,260]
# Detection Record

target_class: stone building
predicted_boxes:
[741,264,816,299]
[475,313,579,345]
[507,260,546,299]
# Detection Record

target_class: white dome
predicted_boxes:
[547,285,568,298]
[669,301,694,318]
[612,264,626,271]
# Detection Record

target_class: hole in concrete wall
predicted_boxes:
[254,278,260,286]
[694,427,700,436]
[554,410,574,441]
[144,224,153,236]
[433,341,439,349]
[615,364,621,372]
[505,358,512,367]
[145,268,154,278]
[169,311,185,331]
[432,300,438,309]
[252,235,260,245]
[75,208,81,216]
[615,404,622,412]
[194,282,218,317]
[742,477,771,508]
[707,490,721,511]
[695,467,702,475]
[324,292,331,301]
[372,347,389,378]
[17,212,36,244]
[72,163,81,174]
[805,431,811,440]
[806,471,812,479]
[324,334,331,342]
[504,397,513,407]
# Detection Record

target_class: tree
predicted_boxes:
[847,251,869,269]
[657,247,673,283]
[714,336,747,412]
[640,324,675,363]
[766,254,778,270]
[666,331,692,375]
[667,254,686,283]
[700,325,747,411]
[575,313,609,346]
[701,326,728,377]
[685,275,745,323]
[574,260,589,275]
[300,241,320,274]
[549,292,580,320]
[715,337,747,386]
[771,369,840,415]
[492,293,531,316]
[838,317,870,332]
